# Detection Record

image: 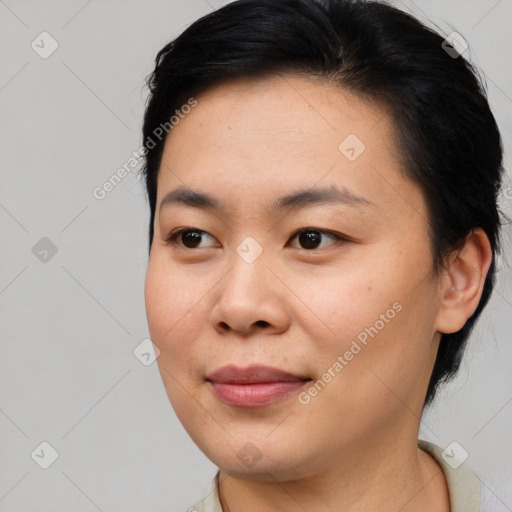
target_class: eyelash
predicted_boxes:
[163,227,349,251]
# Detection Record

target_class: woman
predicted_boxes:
[140,0,505,510]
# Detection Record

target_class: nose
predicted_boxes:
[209,249,291,336]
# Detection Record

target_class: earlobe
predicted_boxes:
[434,228,493,334]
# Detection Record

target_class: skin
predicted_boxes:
[144,74,492,511]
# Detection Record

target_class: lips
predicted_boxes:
[206,364,309,383]
[206,365,311,408]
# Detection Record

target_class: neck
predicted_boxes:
[218,430,449,512]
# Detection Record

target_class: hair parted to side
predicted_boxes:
[139,0,505,407]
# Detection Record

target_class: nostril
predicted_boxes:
[217,320,269,332]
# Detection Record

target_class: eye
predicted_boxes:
[288,228,345,250]
[164,227,347,251]
[164,228,219,249]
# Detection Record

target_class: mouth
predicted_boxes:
[206,365,312,408]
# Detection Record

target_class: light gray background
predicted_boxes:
[0,0,511,510]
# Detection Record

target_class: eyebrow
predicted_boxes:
[159,185,375,215]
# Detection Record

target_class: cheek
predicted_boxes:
[145,255,212,425]
[291,259,397,350]
[144,254,207,366]
[312,281,437,422]
[299,246,437,398]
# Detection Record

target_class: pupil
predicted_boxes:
[182,230,202,248]
[299,230,320,249]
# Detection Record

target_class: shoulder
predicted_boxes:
[187,470,222,512]
[419,439,481,512]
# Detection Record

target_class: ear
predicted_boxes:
[434,228,493,334]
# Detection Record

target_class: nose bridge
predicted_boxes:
[225,235,269,298]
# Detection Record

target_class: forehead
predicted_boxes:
[156,74,425,224]
[172,74,386,149]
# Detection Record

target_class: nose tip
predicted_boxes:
[209,259,291,336]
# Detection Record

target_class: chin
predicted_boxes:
[191,430,320,482]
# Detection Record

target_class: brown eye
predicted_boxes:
[290,229,344,250]
[165,228,219,249]
[164,227,346,251]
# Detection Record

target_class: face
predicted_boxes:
[144,74,444,481]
